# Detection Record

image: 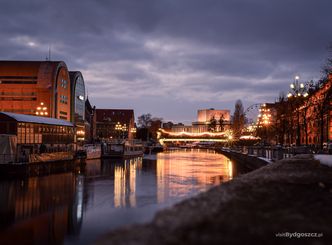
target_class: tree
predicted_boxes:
[321,44,332,80]
[219,114,225,132]
[137,113,152,128]
[208,116,217,132]
[232,100,245,139]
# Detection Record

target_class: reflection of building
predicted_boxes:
[113,158,140,208]
[0,172,84,245]
[69,71,86,142]
[95,109,135,140]
[0,61,71,121]
[156,150,233,203]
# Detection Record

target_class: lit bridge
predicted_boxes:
[157,129,233,145]
[157,129,259,145]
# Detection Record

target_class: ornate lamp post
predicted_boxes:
[121,124,127,139]
[257,103,272,144]
[287,75,309,146]
[115,122,122,140]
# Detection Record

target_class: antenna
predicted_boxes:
[48,45,51,61]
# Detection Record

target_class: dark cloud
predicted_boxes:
[0,0,331,122]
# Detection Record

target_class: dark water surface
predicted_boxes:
[0,149,236,245]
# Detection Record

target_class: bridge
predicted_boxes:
[157,129,233,145]
[157,129,260,145]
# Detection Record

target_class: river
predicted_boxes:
[0,149,241,245]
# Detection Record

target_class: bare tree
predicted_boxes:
[232,100,245,139]
[208,116,217,132]
[137,113,152,128]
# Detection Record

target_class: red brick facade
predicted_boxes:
[0,61,71,121]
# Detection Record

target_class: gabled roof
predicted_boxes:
[0,112,73,127]
[95,109,134,123]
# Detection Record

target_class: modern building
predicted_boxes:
[69,71,86,142]
[197,109,230,123]
[170,109,231,133]
[0,61,71,121]
[95,109,135,141]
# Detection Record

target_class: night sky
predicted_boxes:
[1,0,331,123]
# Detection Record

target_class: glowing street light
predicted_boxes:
[287,75,310,146]
[35,102,48,116]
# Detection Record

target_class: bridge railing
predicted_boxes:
[230,145,313,162]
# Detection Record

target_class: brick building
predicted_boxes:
[0,61,71,121]
[95,109,135,141]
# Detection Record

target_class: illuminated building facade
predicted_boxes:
[0,61,71,121]
[95,109,135,140]
[273,74,332,146]
[69,71,86,142]
[197,108,231,123]
[298,74,332,146]
[169,108,231,134]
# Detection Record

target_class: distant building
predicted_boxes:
[95,109,135,140]
[197,108,231,123]
[85,97,96,143]
[170,109,231,133]
[0,61,71,121]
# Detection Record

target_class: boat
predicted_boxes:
[84,144,102,159]
[102,140,144,158]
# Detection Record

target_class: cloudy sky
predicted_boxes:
[1,0,331,123]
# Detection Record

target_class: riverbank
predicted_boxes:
[96,154,332,245]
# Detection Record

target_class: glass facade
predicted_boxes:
[74,76,85,122]
[16,122,74,145]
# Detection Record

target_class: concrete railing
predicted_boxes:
[232,146,313,162]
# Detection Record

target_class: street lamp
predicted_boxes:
[287,75,309,146]
[122,124,127,139]
[115,122,122,140]
[257,103,272,144]
[287,76,309,98]
[35,102,48,116]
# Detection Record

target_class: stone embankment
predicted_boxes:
[96,154,332,245]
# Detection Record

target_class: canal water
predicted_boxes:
[0,149,238,245]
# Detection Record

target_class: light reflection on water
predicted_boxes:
[0,149,233,245]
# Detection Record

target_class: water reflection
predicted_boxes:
[0,149,235,245]
[156,149,233,203]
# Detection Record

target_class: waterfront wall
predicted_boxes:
[95,155,332,245]
[216,148,268,171]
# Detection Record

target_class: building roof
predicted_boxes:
[0,112,73,127]
[95,109,134,123]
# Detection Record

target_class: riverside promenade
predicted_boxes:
[96,154,332,245]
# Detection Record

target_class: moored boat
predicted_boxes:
[84,144,102,159]
[102,140,143,158]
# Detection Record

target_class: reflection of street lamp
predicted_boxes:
[287,75,309,146]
